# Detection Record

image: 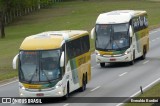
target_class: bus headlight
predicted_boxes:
[55,81,62,89]
[19,83,25,90]
[124,50,131,55]
[95,50,100,56]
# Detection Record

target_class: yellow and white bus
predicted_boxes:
[13,30,91,97]
[91,10,149,67]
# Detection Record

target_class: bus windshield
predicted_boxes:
[19,50,61,84]
[95,23,130,51]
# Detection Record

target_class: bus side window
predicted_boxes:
[66,41,75,59]
[66,35,90,59]
[66,42,70,59]
[81,35,90,53]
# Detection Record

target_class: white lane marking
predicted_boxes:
[116,77,160,106]
[143,60,149,64]
[149,31,158,34]
[151,39,156,42]
[119,72,128,77]
[91,64,98,69]
[90,86,101,92]
[131,78,160,97]
[116,102,124,106]
[0,80,18,88]
[63,104,69,106]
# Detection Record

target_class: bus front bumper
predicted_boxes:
[19,87,65,97]
[96,53,132,63]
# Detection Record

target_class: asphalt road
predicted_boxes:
[1,28,160,106]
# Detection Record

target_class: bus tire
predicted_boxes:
[129,51,135,65]
[86,72,88,84]
[141,46,146,60]
[100,63,105,67]
[63,82,70,100]
[79,75,86,92]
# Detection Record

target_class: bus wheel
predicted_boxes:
[79,75,86,92]
[63,83,70,100]
[141,47,146,60]
[100,63,105,67]
[129,51,135,65]
[86,73,88,84]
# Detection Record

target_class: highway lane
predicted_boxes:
[0,28,160,106]
[61,29,160,106]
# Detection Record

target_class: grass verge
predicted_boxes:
[125,82,160,106]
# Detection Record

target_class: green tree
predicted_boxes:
[0,0,57,38]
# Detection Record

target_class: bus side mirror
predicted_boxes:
[129,25,133,37]
[13,54,19,70]
[91,27,95,39]
[60,52,64,67]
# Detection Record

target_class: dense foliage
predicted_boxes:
[0,0,62,38]
[0,0,61,25]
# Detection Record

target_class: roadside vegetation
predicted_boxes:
[0,0,160,86]
[0,0,62,38]
[125,83,160,106]
[0,0,59,25]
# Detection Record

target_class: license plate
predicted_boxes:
[36,93,44,97]
[110,58,116,61]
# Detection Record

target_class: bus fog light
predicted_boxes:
[58,91,62,95]
[20,93,23,96]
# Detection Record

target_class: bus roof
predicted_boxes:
[96,10,147,24]
[20,30,88,50]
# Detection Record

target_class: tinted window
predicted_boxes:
[66,35,90,59]
[132,15,148,32]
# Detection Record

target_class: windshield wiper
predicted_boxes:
[40,62,52,84]
[19,64,25,81]
[105,28,112,50]
[113,40,121,50]
[105,41,111,50]
[41,69,52,84]
[29,67,38,83]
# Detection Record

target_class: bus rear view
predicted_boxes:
[91,10,149,67]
